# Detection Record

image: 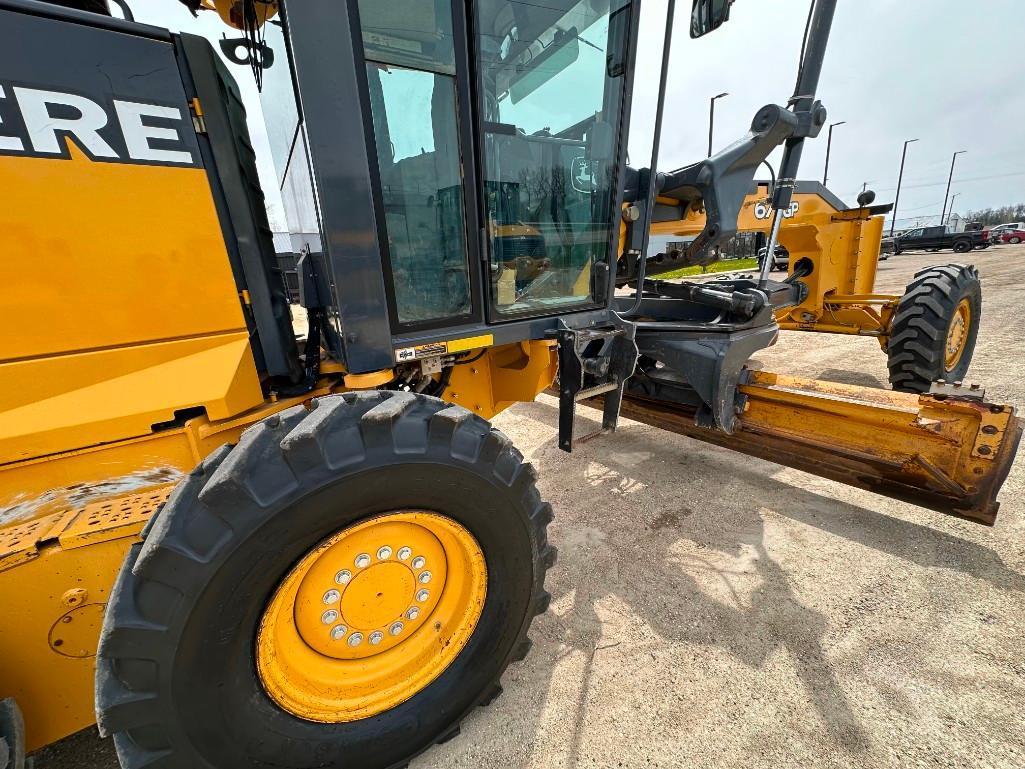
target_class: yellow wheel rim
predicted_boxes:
[945,298,971,370]
[256,511,486,722]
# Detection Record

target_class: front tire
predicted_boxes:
[953,240,972,253]
[886,264,981,393]
[1010,236,1021,244]
[96,391,555,769]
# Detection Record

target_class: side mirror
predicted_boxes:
[691,0,733,38]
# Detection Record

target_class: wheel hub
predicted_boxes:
[257,511,486,722]
[945,298,971,370]
[292,519,446,660]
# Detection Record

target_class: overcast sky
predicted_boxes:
[134,0,1025,228]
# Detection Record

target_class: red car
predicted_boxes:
[1000,229,1025,244]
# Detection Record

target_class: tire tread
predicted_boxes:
[886,264,981,393]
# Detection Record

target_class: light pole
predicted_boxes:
[823,120,845,185]
[946,193,961,226]
[940,150,967,224]
[708,92,728,157]
[890,138,919,236]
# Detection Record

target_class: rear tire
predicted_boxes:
[1010,236,1021,244]
[953,240,972,253]
[96,391,555,769]
[887,264,981,393]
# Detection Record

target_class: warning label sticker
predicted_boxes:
[394,334,494,362]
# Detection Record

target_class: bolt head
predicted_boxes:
[418,571,432,584]
[335,569,352,585]
[330,624,348,640]
[412,556,426,570]
[377,546,393,560]
[347,632,364,647]
[416,589,430,602]
[397,547,412,560]
[321,610,339,625]
[389,621,404,636]
[355,553,371,569]
[369,631,384,645]
[323,589,341,604]
[406,606,420,620]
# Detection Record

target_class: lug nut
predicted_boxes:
[412,556,426,570]
[406,607,420,620]
[377,546,393,560]
[335,569,352,585]
[330,624,348,640]
[323,589,341,604]
[355,553,371,569]
[389,621,404,636]
[348,632,364,647]
[418,571,432,584]
[321,610,339,625]
[398,546,412,560]
[416,589,430,602]
[369,631,384,645]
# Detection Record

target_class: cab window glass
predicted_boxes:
[360,0,472,325]
[476,0,631,316]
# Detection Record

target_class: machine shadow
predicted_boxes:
[483,398,1025,767]
[524,399,1024,594]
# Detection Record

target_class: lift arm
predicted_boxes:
[645,181,898,337]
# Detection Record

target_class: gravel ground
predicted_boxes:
[35,245,1025,769]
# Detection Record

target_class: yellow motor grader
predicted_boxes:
[0,0,1019,767]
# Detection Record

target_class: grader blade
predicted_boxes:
[599,372,1020,526]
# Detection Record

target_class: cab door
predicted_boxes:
[355,0,485,334]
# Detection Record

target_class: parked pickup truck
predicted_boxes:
[892,225,990,254]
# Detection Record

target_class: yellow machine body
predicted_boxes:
[0,144,266,474]
[0,105,262,746]
[654,183,896,342]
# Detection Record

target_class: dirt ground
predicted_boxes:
[35,245,1025,768]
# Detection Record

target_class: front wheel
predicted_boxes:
[953,240,972,253]
[96,391,555,769]
[887,264,981,393]
[1010,236,1021,244]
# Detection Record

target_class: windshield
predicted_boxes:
[476,0,632,317]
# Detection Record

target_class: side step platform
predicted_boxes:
[553,322,638,452]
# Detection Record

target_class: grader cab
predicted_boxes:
[0,0,1019,767]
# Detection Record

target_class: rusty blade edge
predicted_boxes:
[579,393,1021,526]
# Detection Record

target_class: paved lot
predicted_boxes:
[36,245,1025,768]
